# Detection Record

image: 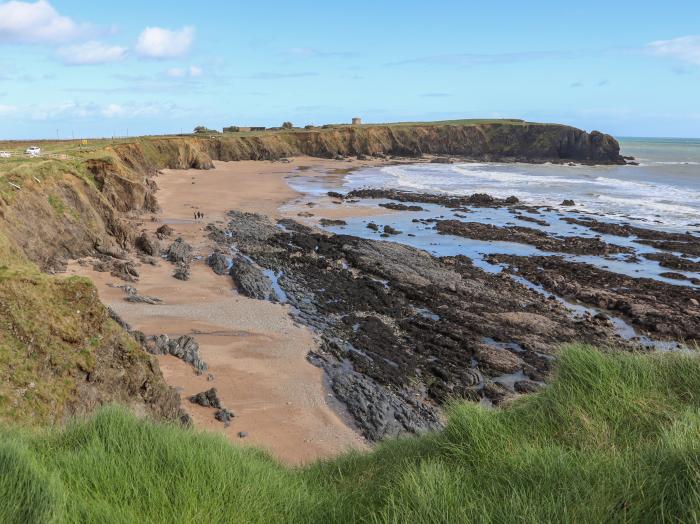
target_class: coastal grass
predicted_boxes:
[1,346,700,522]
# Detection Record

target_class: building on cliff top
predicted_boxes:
[352,117,362,125]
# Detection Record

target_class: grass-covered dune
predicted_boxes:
[2,347,699,523]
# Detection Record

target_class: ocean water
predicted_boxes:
[284,138,699,345]
[336,138,700,232]
[285,137,700,284]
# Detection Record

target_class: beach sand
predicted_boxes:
[66,157,390,464]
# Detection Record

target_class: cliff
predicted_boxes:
[134,122,624,164]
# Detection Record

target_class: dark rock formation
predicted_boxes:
[211,211,621,441]
[207,250,229,275]
[489,254,700,342]
[436,221,632,256]
[145,334,207,375]
[166,237,193,265]
[229,256,275,301]
[135,232,161,256]
[319,218,347,227]
[155,224,174,240]
[189,388,222,409]
[379,203,426,212]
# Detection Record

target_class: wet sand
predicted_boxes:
[67,157,389,464]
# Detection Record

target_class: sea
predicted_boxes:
[292,138,700,231]
[285,137,700,288]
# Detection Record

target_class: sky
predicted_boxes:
[0,0,699,139]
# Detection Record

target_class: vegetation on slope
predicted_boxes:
[1,347,699,523]
[0,232,180,427]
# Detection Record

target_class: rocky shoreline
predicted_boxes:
[205,210,631,440]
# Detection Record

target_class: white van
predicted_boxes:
[25,146,41,157]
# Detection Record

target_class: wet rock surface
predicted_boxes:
[207,250,230,275]
[561,216,700,257]
[345,188,519,209]
[488,254,700,342]
[436,220,633,256]
[211,211,622,441]
[642,252,700,273]
[379,202,426,212]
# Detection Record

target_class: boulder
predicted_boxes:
[166,237,193,265]
[215,409,235,427]
[156,224,174,240]
[207,250,229,275]
[189,388,222,409]
[135,232,161,256]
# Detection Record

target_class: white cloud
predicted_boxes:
[647,36,700,66]
[0,104,18,115]
[0,0,89,44]
[135,26,194,59]
[101,103,125,118]
[57,41,127,65]
[166,65,203,78]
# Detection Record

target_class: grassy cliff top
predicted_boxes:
[2,346,700,523]
[0,118,549,152]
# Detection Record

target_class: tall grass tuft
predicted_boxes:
[1,345,700,523]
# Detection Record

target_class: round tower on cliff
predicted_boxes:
[352,117,362,126]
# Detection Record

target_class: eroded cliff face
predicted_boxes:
[142,123,623,164]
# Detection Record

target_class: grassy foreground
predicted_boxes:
[1,346,700,523]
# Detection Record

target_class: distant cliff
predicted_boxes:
[186,122,625,165]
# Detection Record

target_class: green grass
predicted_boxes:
[1,346,699,523]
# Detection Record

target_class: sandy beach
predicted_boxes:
[67,157,391,464]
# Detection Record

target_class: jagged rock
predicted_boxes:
[382,225,401,235]
[515,380,544,394]
[145,334,207,374]
[166,237,193,265]
[237,431,248,438]
[229,257,274,300]
[125,294,163,305]
[205,224,229,244]
[319,218,347,227]
[505,196,520,204]
[189,388,222,409]
[561,199,576,206]
[379,203,425,212]
[367,222,379,231]
[110,260,140,282]
[135,232,161,256]
[207,250,229,275]
[155,224,174,240]
[215,409,235,427]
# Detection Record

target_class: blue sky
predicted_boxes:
[0,0,699,139]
